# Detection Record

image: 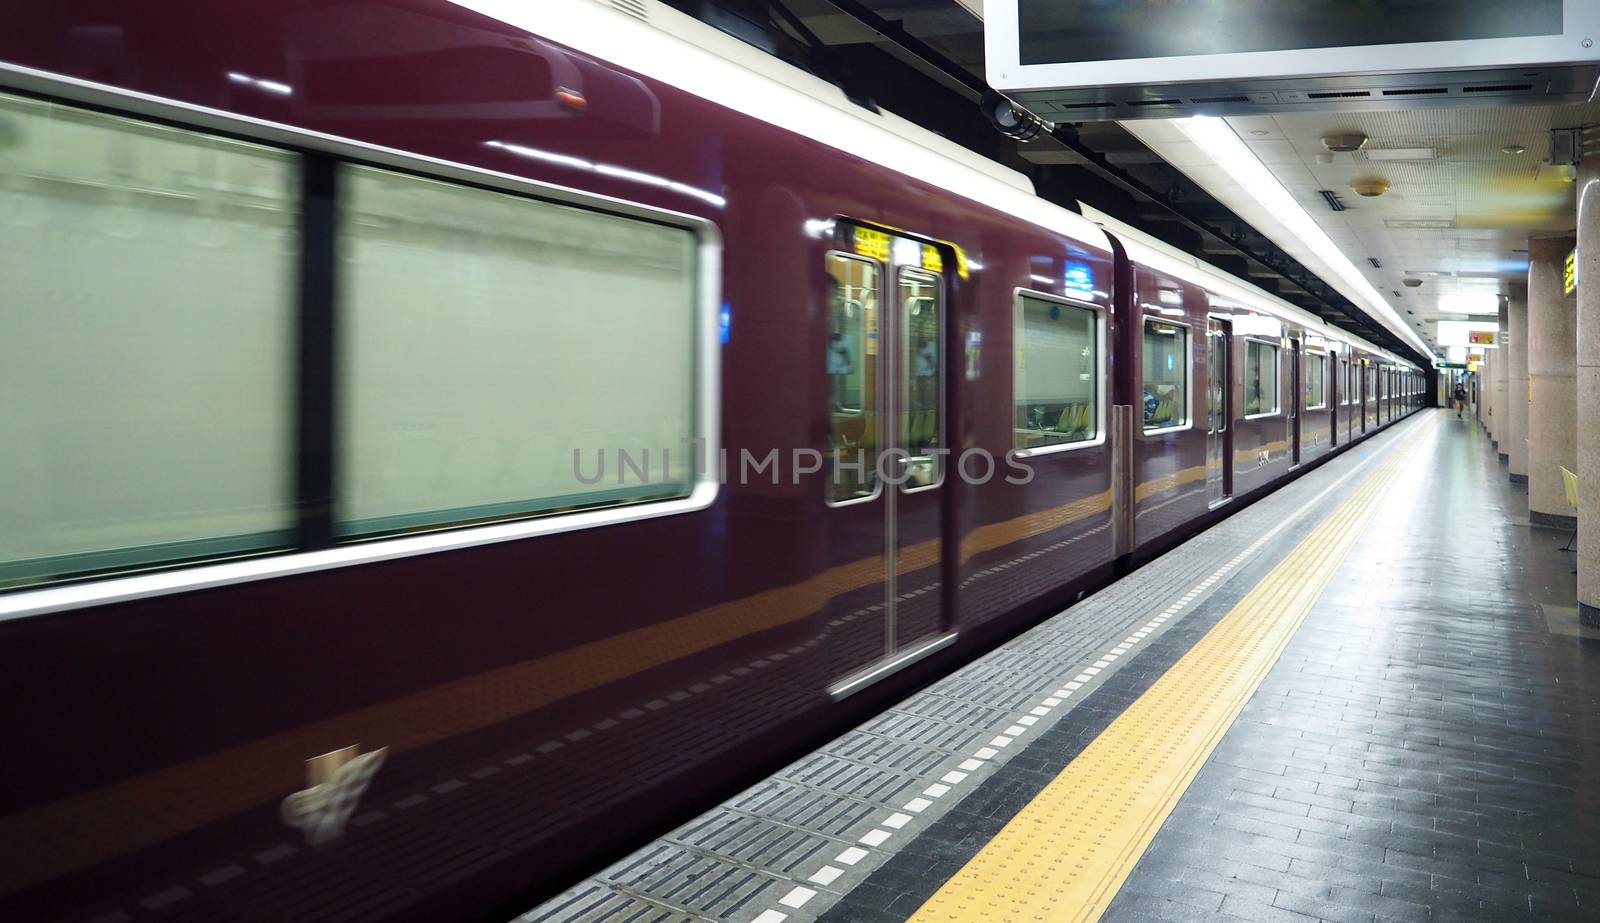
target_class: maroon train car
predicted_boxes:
[0,2,1423,921]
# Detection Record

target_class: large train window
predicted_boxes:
[1304,351,1328,410]
[0,90,298,589]
[336,164,697,537]
[1142,318,1190,432]
[826,253,880,503]
[1243,340,1280,417]
[1014,292,1098,451]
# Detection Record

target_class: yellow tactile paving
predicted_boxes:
[907,421,1432,923]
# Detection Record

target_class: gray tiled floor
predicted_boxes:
[1102,413,1600,923]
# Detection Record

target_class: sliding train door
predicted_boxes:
[823,224,951,698]
[1205,317,1232,506]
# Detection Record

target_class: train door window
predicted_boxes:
[1304,351,1328,410]
[0,90,298,588]
[336,164,698,536]
[1243,340,1280,417]
[1340,359,1351,404]
[1014,292,1098,451]
[899,268,943,488]
[1206,321,1228,434]
[826,253,880,503]
[1142,318,1190,432]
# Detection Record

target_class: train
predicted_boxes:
[0,1,1426,921]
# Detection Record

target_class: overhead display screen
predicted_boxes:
[1018,0,1564,65]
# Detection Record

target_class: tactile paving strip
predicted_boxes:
[905,421,1432,923]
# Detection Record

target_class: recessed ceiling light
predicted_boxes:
[1501,144,1526,155]
[1321,131,1369,153]
[1250,129,1270,136]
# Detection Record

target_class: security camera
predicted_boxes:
[981,90,1053,143]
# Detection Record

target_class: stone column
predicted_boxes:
[1494,295,1509,458]
[1506,285,1529,482]
[1527,236,1577,526]
[1576,139,1600,625]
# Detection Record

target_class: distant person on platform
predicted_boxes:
[1452,381,1467,418]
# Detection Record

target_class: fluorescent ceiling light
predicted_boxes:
[1437,293,1501,315]
[1172,116,1436,362]
[1361,147,1437,161]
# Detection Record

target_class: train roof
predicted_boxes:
[1083,206,1419,370]
[453,0,1111,253]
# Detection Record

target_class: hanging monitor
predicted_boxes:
[985,0,1600,119]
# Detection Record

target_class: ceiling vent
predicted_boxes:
[1463,83,1534,94]
[1319,189,1348,212]
[611,0,648,20]
[1368,257,1382,268]
[1381,86,1448,96]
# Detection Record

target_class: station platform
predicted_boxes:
[518,409,1600,923]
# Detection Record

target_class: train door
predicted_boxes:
[823,227,950,697]
[1289,338,1302,466]
[1205,317,1232,506]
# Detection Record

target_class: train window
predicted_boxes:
[0,91,298,589]
[1243,340,1280,417]
[827,253,879,503]
[336,164,697,536]
[1304,352,1328,410]
[900,268,943,489]
[1342,361,1354,405]
[1014,292,1098,451]
[1142,318,1189,432]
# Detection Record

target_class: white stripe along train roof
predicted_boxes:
[453,0,1111,253]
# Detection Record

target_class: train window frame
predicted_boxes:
[1011,288,1107,458]
[1140,315,1194,436]
[0,73,724,619]
[1242,337,1282,419]
[823,249,886,509]
[1304,349,1329,411]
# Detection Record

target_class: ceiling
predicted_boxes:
[1128,102,1598,353]
[701,0,1599,362]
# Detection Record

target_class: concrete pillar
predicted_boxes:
[1482,349,1494,434]
[1576,141,1600,625]
[1527,236,1577,526]
[1506,285,1529,482]
[1478,348,1491,431]
[1494,296,1509,456]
